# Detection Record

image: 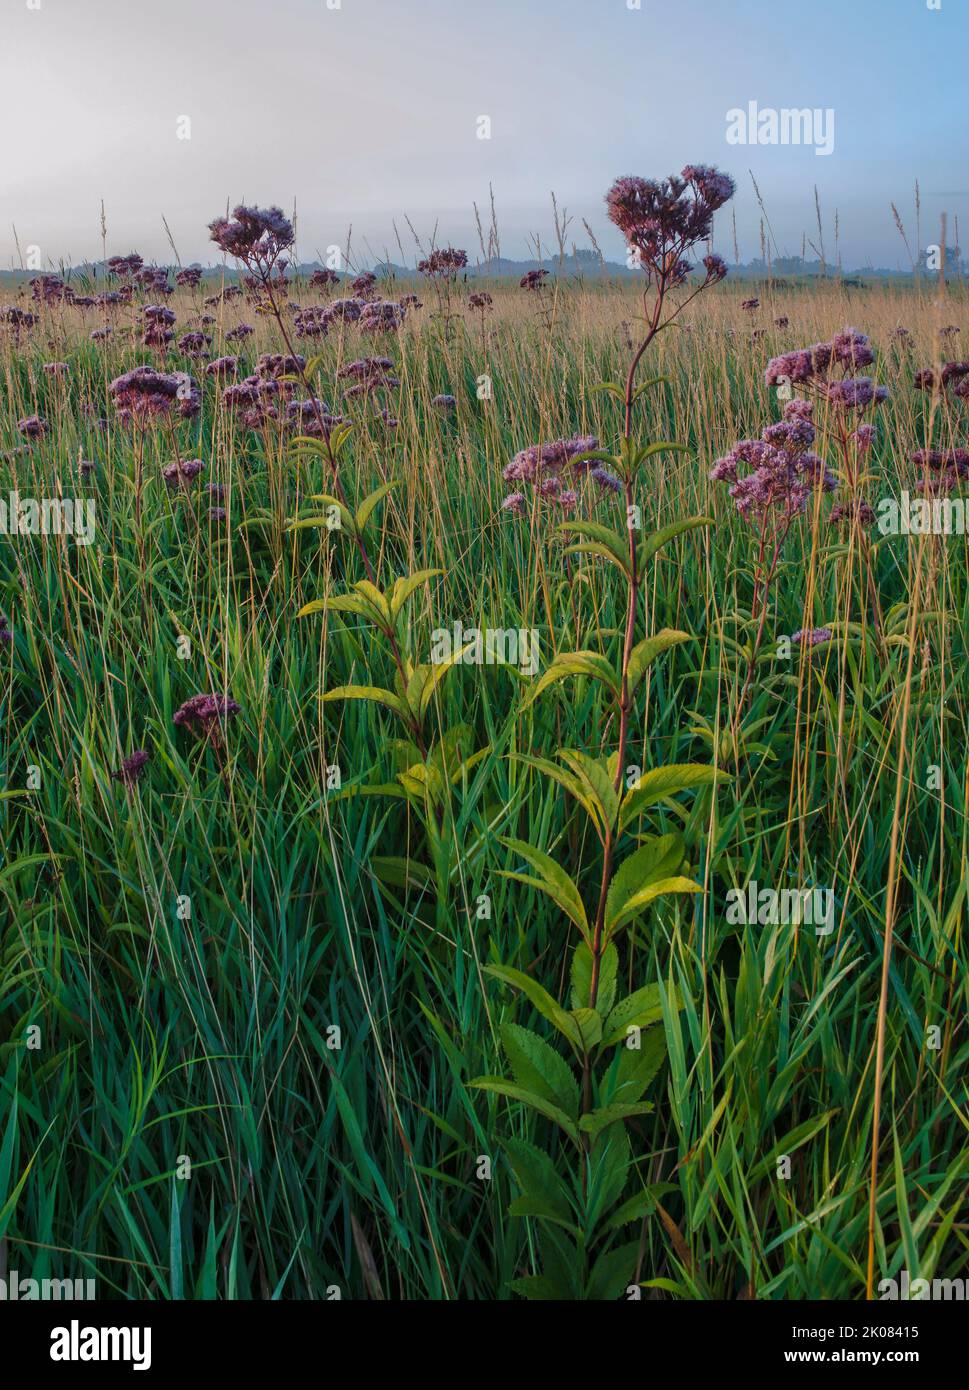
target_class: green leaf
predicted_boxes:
[287,506,353,534]
[586,1240,641,1300]
[507,1196,580,1234]
[603,1184,673,1233]
[631,375,671,402]
[557,520,631,576]
[607,1027,668,1103]
[626,629,692,695]
[586,1126,632,1230]
[469,1078,580,1145]
[370,857,433,892]
[619,764,728,833]
[512,754,605,842]
[321,685,413,724]
[556,750,620,836]
[504,1137,574,1225]
[605,833,688,935]
[389,567,443,619]
[578,1102,653,1141]
[565,448,621,472]
[413,642,474,719]
[571,942,618,1015]
[639,440,690,462]
[484,964,582,1048]
[602,985,670,1047]
[569,1007,602,1051]
[496,838,590,943]
[500,1023,580,1120]
[509,1274,571,1300]
[522,650,621,709]
[351,579,394,629]
[355,480,398,534]
[636,516,712,575]
[608,876,701,936]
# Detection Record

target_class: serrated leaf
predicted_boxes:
[522,650,621,710]
[602,985,672,1047]
[484,964,582,1048]
[619,764,728,833]
[557,520,631,575]
[571,941,618,1014]
[586,1239,641,1300]
[496,839,589,943]
[557,750,620,836]
[607,1027,667,1103]
[500,1023,580,1119]
[569,1007,602,1051]
[469,1078,580,1145]
[512,753,605,842]
[504,1137,574,1225]
[626,629,692,695]
[578,1102,653,1140]
[636,516,712,576]
[608,876,701,936]
[604,833,687,934]
[297,593,369,621]
[631,375,671,402]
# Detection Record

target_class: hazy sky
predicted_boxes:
[2,0,966,271]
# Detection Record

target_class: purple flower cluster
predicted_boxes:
[107,254,143,278]
[502,433,601,513]
[309,268,340,291]
[256,352,305,379]
[765,329,888,412]
[173,693,242,744]
[418,247,468,278]
[294,305,329,338]
[710,399,836,520]
[162,457,205,488]
[178,331,211,357]
[209,205,294,269]
[1,306,38,328]
[360,300,405,333]
[338,358,399,399]
[914,360,969,399]
[791,627,833,647]
[108,366,201,421]
[605,165,735,286]
[520,269,549,291]
[222,374,284,428]
[205,356,238,379]
[350,272,378,300]
[30,275,71,304]
[284,398,346,438]
[112,750,151,787]
[909,447,969,496]
[503,434,599,485]
[322,297,364,326]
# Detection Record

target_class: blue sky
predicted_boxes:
[2,0,966,269]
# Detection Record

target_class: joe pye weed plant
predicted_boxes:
[472,167,736,1299]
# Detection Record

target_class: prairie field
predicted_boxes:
[0,262,966,1302]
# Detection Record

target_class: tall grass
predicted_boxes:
[0,274,966,1298]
